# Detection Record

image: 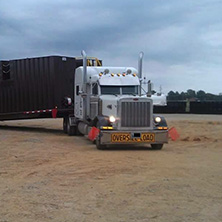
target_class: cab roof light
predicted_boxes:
[99,72,103,76]
[117,73,121,77]
[122,73,126,77]
[133,73,137,77]
[111,73,115,77]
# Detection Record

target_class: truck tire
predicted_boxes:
[67,118,77,136]
[151,144,163,150]
[96,136,106,150]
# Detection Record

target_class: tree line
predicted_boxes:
[167,89,222,101]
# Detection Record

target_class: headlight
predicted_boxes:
[154,116,161,123]
[109,115,116,123]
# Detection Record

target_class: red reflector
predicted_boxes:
[133,98,138,101]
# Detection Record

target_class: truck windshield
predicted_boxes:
[122,86,138,95]
[100,86,138,95]
[101,86,120,95]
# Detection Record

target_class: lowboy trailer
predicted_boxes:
[0,51,168,149]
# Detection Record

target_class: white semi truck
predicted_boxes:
[0,51,168,150]
[65,51,168,149]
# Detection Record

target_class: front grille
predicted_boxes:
[121,101,151,127]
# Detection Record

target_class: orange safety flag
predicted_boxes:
[169,127,180,141]
[88,127,100,141]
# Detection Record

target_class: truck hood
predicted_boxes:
[99,95,149,117]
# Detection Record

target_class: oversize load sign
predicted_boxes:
[111,133,155,143]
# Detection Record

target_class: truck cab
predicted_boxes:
[71,51,168,149]
[74,66,139,120]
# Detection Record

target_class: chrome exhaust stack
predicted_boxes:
[138,51,144,95]
[81,50,89,120]
[81,50,87,88]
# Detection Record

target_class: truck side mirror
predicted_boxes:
[79,91,87,98]
[147,80,153,97]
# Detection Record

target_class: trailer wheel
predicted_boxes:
[63,117,68,133]
[96,136,106,150]
[151,144,163,150]
[67,118,77,136]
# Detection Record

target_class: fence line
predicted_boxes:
[154,101,222,114]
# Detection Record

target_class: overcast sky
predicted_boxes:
[1,0,222,94]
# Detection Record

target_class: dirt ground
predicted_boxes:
[0,114,222,222]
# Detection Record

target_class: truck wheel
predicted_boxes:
[151,144,163,150]
[63,117,68,133]
[67,118,77,136]
[96,136,106,150]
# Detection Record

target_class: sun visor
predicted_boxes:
[99,75,140,86]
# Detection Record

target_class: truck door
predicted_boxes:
[75,84,84,119]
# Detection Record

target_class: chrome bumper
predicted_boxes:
[99,130,168,145]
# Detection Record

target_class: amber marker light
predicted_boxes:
[111,73,115,77]
[102,126,113,130]
[133,73,137,77]
[117,73,121,77]
[157,127,168,130]
[99,73,103,76]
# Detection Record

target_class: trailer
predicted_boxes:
[0,51,168,149]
